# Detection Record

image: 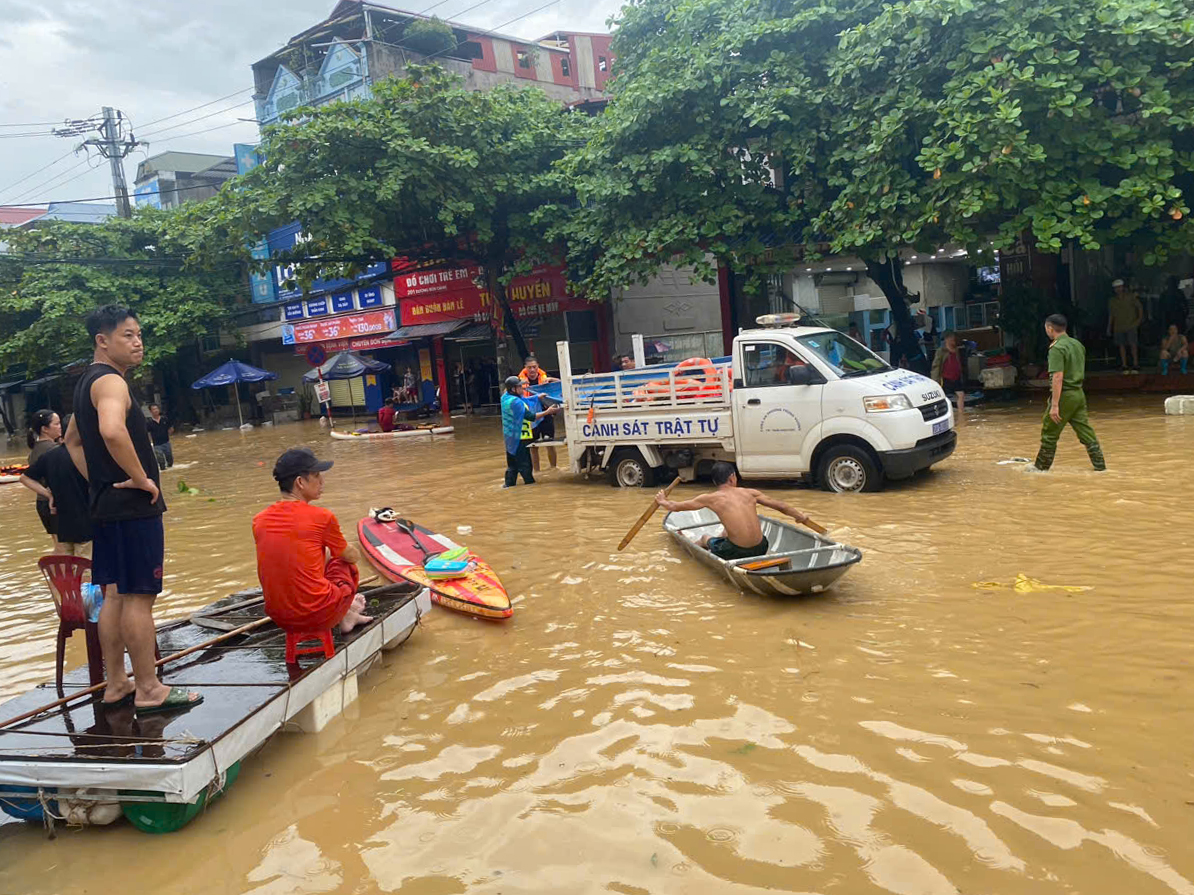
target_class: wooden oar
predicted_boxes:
[799,517,829,535]
[618,478,678,551]
[0,579,413,731]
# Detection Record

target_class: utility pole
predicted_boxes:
[81,107,137,218]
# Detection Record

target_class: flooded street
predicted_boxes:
[1,397,1192,895]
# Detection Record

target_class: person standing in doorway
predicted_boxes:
[1107,279,1144,373]
[519,355,559,472]
[146,403,174,470]
[1034,314,1105,472]
[26,409,62,550]
[930,331,968,415]
[63,305,201,715]
[501,376,559,488]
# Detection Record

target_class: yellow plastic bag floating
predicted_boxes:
[972,574,1092,594]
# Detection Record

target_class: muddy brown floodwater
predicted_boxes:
[1,396,1192,894]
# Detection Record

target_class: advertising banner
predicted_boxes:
[291,308,396,345]
[395,262,588,325]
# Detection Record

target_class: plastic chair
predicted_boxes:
[285,629,335,665]
[37,555,103,695]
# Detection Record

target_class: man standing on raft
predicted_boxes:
[253,448,372,635]
[654,462,812,560]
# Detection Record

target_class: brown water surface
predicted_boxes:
[1,397,1192,894]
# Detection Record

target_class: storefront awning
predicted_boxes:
[449,323,493,342]
[0,380,24,393]
[22,374,61,391]
[386,320,471,341]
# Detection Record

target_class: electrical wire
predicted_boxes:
[5,156,97,205]
[147,119,258,147]
[424,0,564,63]
[0,149,79,199]
[0,121,65,128]
[139,99,257,141]
[136,87,255,131]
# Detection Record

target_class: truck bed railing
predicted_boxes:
[568,361,734,411]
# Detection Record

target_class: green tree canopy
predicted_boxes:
[554,0,1194,367]
[0,210,245,370]
[184,65,593,358]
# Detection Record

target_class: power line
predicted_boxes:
[6,156,97,205]
[139,99,257,141]
[137,87,255,131]
[425,0,563,63]
[147,118,257,147]
[0,148,80,199]
[0,131,58,139]
[0,121,65,128]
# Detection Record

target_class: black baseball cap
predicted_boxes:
[273,447,334,482]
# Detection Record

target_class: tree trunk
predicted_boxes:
[485,264,528,362]
[864,257,929,375]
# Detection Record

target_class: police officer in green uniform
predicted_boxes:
[1034,314,1106,472]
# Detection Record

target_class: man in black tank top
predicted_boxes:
[64,306,201,716]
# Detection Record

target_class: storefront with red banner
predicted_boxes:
[390,261,610,409]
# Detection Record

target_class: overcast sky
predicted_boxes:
[0,0,624,208]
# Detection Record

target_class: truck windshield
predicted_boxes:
[796,332,889,378]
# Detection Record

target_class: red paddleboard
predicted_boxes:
[358,517,512,619]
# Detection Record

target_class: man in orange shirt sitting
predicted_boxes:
[253,448,372,635]
[518,355,559,472]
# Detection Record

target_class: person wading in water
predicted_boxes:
[653,462,812,560]
[64,305,201,715]
[1033,314,1106,472]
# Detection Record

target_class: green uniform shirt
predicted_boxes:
[1047,333,1086,391]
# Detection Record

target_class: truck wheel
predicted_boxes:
[607,450,657,488]
[818,445,882,493]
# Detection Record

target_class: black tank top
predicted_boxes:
[72,363,165,522]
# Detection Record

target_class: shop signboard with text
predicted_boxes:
[395,262,589,326]
[289,308,396,345]
[268,221,389,301]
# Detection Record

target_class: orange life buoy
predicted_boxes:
[674,357,722,399]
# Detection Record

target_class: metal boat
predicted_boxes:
[663,508,862,596]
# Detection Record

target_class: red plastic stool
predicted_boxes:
[284,629,335,664]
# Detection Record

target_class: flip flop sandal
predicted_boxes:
[135,687,204,716]
[98,691,134,709]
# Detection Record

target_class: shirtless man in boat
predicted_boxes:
[654,461,812,560]
[253,447,372,636]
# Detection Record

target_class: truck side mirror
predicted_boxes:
[786,364,818,386]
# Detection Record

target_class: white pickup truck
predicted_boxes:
[555,315,957,492]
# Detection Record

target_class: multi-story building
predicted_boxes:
[240,1,618,417]
[133,152,237,210]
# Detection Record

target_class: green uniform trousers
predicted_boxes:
[1034,389,1105,471]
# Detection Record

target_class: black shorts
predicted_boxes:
[536,414,555,440]
[36,499,56,536]
[707,537,769,560]
[92,515,165,596]
[944,378,965,395]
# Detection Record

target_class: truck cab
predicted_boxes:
[557,314,956,492]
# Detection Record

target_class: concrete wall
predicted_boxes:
[611,264,722,355]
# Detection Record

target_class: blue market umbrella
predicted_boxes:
[301,351,391,382]
[192,359,278,427]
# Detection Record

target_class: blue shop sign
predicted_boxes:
[331,291,354,313]
[266,221,389,300]
[306,296,329,316]
[284,303,305,321]
[358,285,382,308]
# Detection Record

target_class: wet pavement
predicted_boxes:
[1,395,1192,894]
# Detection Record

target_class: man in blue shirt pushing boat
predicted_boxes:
[654,462,812,560]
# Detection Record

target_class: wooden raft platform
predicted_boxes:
[0,584,431,829]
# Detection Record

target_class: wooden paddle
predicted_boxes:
[618,478,678,551]
[0,579,413,731]
[798,517,829,535]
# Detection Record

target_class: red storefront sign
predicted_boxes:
[294,334,405,355]
[394,262,590,325]
[290,308,396,345]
